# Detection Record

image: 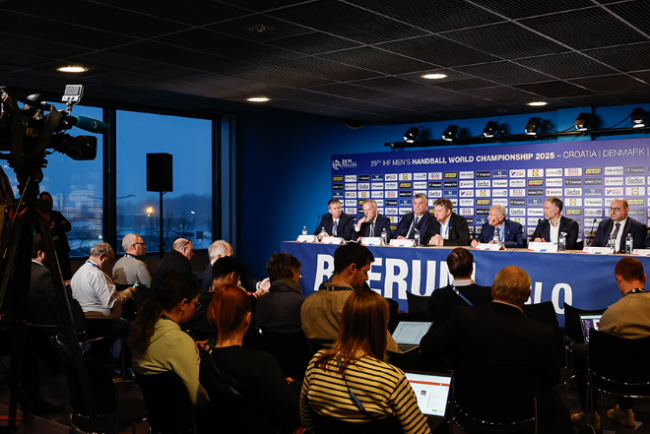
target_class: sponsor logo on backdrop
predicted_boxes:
[476,180,491,188]
[359,191,369,198]
[460,181,475,188]
[358,175,370,182]
[428,172,442,180]
[493,170,508,178]
[566,209,582,216]
[493,198,508,206]
[511,218,523,224]
[429,181,442,188]
[460,190,475,197]
[358,207,364,214]
[585,188,603,196]
[371,191,384,198]
[476,217,487,225]
[527,169,544,177]
[584,198,603,206]
[627,166,645,174]
[564,188,582,196]
[476,209,490,216]
[546,188,562,196]
[400,173,412,180]
[333,184,344,190]
[358,200,366,206]
[466,218,475,225]
[626,187,646,196]
[385,200,398,206]
[400,191,413,197]
[626,177,645,185]
[444,181,458,188]
[414,173,427,180]
[585,168,602,175]
[427,199,436,206]
[605,188,624,196]
[345,200,357,206]
[385,191,397,198]
[628,199,644,205]
[492,180,508,187]
[344,207,356,214]
[371,174,384,181]
[333,176,343,182]
[460,208,474,216]
[450,199,458,206]
[385,174,398,181]
[510,169,525,178]
[605,166,624,175]
[567,198,583,206]
[399,182,412,189]
[444,172,458,179]
[399,208,411,215]
[460,199,474,206]
[371,182,383,190]
[333,192,344,199]
[528,188,544,196]
[528,179,544,186]
[493,189,508,197]
[399,199,412,206]
[528,218,541,226]
[477,190,491,197]
[345,183,357,190]
[527,198,545,206]
[527,227,536,236]
[546,179,562,187]
[510,179,525,187]
[564,179,582,186]
[510,199,526,206]
[476,171,491,178]
[345,175,357,182]
[428,190,442,198]
[585,178,602,186]
[605,199,614,206]
[358,183,370,190]
[414,181,427,189]
[528,208,544,217]
[385,208,398,215]
[565,168,582,176]
[476,199,491,206]
[385,182,398,190]
[389,217,398,223]
[443,190,457,197]
[629,209,645,217]
[605,177,623,186]
[332,160,343,170]
[510,208,526,216]
[546,168,563,177]
[459,171,474,179]
[510,189,525,197]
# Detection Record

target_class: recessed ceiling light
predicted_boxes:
[57,65,88,73]
[242,24,275,33]
[527,101,547,107]
[421,73,447,80]
[247,97,270,103]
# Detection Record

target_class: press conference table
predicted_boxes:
[280,241,650,320]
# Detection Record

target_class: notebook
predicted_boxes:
[579,313,603,343]
[404,371,451,418]
[392,321,432,353]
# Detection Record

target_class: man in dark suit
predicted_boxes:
[531,197,580,249]
[422,198,470,246]
[393,193,432,241]
[313,198,355,240]
[593,198,646,252]
[472,205,525,248]
[351,199,392,241]
[421,266,572,434]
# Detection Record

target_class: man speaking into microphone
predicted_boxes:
[531,197,579,250]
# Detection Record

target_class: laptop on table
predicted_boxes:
[404,371,452,431]
[579,313,603,343]
[392,321,432,353]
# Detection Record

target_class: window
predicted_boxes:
[116,111,212,254]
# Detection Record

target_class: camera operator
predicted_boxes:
[35,191,72,280]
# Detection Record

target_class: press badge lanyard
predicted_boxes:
[452,284,473,306]
[626,288,647,296]
[337,359,377,422]
[86,260,101,269]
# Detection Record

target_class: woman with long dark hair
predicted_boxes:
[130,272,207,406]
[300,289,431,434]
[199,284,299,433]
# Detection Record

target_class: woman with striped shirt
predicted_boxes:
[300,289,431,434]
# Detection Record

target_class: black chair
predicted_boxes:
[522,301,558,328]
[262,330,314,380]
[406,291,431,315]
[135,371,195,434]
[63,356,147,434]
[587,330,650,422]
[451,361,537,434]
[563,303,606,344]
[311,410,402,434]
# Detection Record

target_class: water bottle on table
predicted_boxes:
[319,227,327,241]
[608,234,615,250]
[558,232,567,252]
[381,228,388,245]
[626,233,633,254]
[413,228,420,246]
[302,226,307,235]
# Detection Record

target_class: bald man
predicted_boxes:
[593,198,646,252]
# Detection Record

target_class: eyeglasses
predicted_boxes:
[194,301,201,311]
[182,239,192,249]
[134,242,146,247]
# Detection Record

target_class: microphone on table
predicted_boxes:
[314,214,321,231]
[588,218,598,246]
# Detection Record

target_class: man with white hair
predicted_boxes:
[471,205,524,248]
[200,240,233,292]
[351,199,392,241]
[112,233,152,289]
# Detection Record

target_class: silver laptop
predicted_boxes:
[404,371,452,418]
[579,313,603,343]
[392,321,432,353]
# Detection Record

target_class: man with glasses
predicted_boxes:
[113,233,152,291]
[150,237,196,295]
[593,198,646,252]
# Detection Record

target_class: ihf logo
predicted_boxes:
[332,160,342,170]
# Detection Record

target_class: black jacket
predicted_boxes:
[351,214,392,241]
[422,212,471,246]
[531,217,580,250]
[393,211,433,239]
[592,217,646,251]
[313,212,355,240]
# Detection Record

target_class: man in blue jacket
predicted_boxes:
[471,205,525,248]
[392,193,432,240]
[313,199,355,240]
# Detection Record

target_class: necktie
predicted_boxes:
[495,228,501,241]
[333,221,338,236]
[612,222,621,245]
[370,222,375,237]
[407,216,420,239]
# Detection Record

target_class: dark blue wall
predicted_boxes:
[236,102,650,278]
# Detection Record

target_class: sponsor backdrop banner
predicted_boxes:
[281,242,650,324]
[331,137,650,237]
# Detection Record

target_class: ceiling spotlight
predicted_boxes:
[525,117,543,135]
[404,127,420,143]
[421,73,447,80]
[631,108,647,128]
[483,121,499,138]
[575,112,592,132]
[527,101,547,107]
[247,96,270,102]
[242,24,275,33]
[57,65,88,73]
[442,125,461,142]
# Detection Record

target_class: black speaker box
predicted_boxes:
[147,153,173,192]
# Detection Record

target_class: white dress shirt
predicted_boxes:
[610,218,627,250]
[71,260,132,319]
[549,216,561,244]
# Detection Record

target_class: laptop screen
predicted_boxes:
[392,321,432,345]
[579,314,603,343]
[404,372,451,418]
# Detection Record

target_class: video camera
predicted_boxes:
[0,84,106,164]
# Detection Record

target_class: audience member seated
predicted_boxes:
[427,248,492,327]
[420,266,572,434]
[130,272,207,406]
[300,289,431,434]
[200,240,233,293]
[150,238,195,295]
[301,242,399,352]
[112,233,151,290]
[199,285,299,434]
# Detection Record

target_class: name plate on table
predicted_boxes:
[321,237,345,245]
[389,239,416,247]
[528,242,558,253]
[475,243,505,251]
[582,246,615,255]
[296,235,318,243]
[363,237,385,246]
[633,249,650,257]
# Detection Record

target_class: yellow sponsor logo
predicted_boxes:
[476,199,491,205]
[399,182,412,188]
[632,188,639,195]
[332,176,343,181]
[585,168,602,175]
[444,172,457,179]
[566,209,582,216]
[628,199,644,205]
[480,190,487,196]
[528,179,544,186]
